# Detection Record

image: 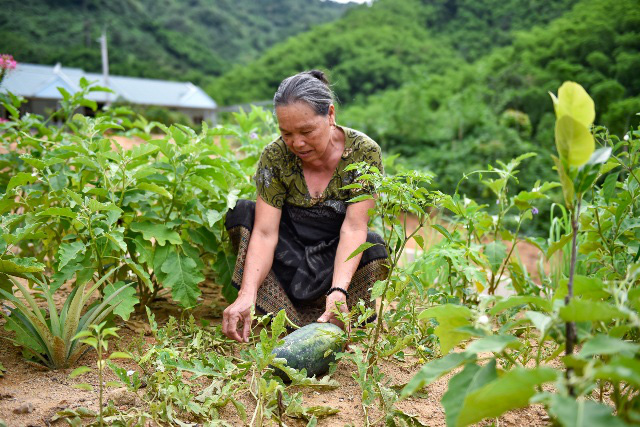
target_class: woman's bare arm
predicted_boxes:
[318,198,375,326]
[222,196,281,342]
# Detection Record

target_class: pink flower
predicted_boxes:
[0,118,8,123]
[0,54,17,70]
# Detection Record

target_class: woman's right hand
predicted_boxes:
[222,292,256,343]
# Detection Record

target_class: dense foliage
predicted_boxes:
[2,74,640,426]
[210,0,579,105]
[0,0,349,88]
[345,0,640,197]
[206,0,639,207]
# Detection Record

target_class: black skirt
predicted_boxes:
[225,199,389,326]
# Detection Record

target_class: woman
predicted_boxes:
[222,70,388,343]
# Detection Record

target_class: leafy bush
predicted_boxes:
[0,81,276,312]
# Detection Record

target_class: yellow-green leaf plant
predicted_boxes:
[549,81,611,395]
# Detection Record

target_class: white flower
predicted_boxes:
[624,133,630,141]
[127,370,136,377]
[478,315,489,324]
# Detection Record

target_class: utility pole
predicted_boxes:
[99,29,110,106]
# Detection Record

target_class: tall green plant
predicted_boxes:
[549,81,610,392]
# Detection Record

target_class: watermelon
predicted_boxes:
[271,322,344,379]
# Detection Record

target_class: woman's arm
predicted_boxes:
[318,198,375,327]
[222,196,281,342]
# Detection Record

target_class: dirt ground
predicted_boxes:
[0,273,551,427]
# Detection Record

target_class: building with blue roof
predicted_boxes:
[0,63,218,123]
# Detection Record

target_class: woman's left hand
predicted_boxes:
[317,291,350,332]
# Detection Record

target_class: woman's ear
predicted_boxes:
[328,104,336,127]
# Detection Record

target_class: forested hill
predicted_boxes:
[209,0,580,105]
[0,0,350,88]
[208,0,640,198]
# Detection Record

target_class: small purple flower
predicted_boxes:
[532,207,539,215]
[496,199,500,205]
[249,132,258,140]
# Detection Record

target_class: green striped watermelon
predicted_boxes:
[271,322,344,379]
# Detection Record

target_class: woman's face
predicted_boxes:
[275,101,335,163]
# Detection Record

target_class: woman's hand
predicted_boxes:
[222,292,255,343]
[317,290,350,332]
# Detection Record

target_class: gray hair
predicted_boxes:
[273,70,335,116]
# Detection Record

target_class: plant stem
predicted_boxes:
[565,197,581,396]
[97,332,104,427]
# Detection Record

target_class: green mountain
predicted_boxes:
[209,0,639,198]
[0,0,350,89]
[343,0,640,194]
[209,0,579,105]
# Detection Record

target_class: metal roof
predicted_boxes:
[1,63,217,110]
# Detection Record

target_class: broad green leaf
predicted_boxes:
[345,242,379,262]
[6,172,38,192]
[559,300,626,322]
[442,360,498,427]
[105,232,127,253]
[401,352,474,398]
[160,247,204,307]
[484,241,507,273]
[579,335,640,358]
[57,241,86,270]
[601,172,619,203]
[205,209,224,228]
[465,335,521,354]
[88,199,122,213]
[103,282,138,321]
[190,175,220,196]
[457,367,557,426]
[553,81,596,127]
[129,143,159,160]
[0,257,45,274]
[35,207,77,219]
[548,394,629,427]
[137,182,172,199]
[553,275,608,301]
[133,236,154,266]
[555,115,594,167]
[419,305,472,354]
[131,221,182,246]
